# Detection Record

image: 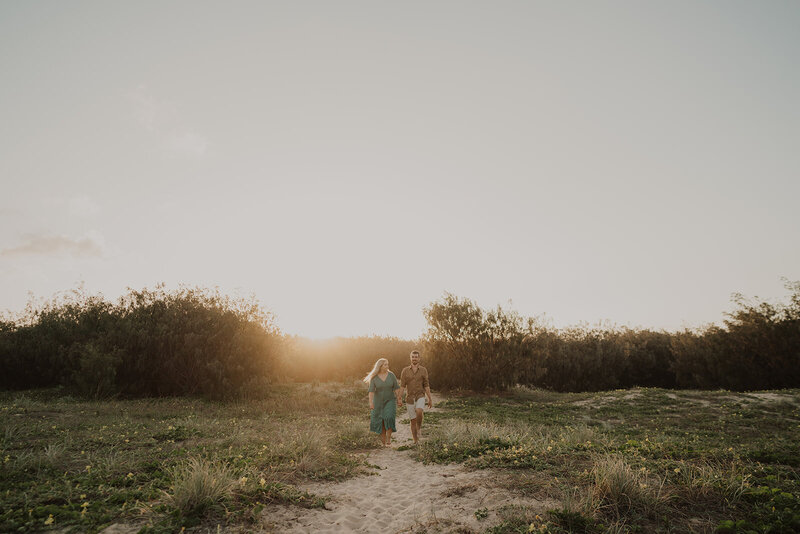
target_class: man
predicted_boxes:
[399,350,433,445]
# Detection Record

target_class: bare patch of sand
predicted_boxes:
[97,523,143,534]
[746,392,799,405]
[668,393,711,407]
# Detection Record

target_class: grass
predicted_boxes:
[3,384,799,533]
[417,387,800,533]
[164,457,237,515]
[0,381,377,533]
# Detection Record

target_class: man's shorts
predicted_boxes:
[406,396,426,419]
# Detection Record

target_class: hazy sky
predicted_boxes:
[1,1,798,339]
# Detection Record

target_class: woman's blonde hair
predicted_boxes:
[363,358,389,384]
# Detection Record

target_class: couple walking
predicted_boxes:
[363,350,432,447]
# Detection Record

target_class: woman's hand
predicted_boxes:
[370,404,374,410]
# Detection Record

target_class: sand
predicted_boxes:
[261,393,551,533]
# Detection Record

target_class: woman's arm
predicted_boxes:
[369,391,375,410]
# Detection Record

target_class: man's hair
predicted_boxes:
[410,350,420,356]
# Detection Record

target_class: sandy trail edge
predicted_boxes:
[260,393,553,533]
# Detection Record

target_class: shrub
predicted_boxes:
[422,282,799,393]
[70,341,122,399]
[422,294,530,390]
[0,285,283,399]
[672,280,800,391]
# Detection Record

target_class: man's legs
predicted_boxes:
[415,408,424,439]
[407,401,419,443]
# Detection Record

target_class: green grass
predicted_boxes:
[0,382,377,533]
[418,387,800,533]
[4,385,799,533]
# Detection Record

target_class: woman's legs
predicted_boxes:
[380,422,394,446]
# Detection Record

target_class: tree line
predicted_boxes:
[422,282,800,392]
[1,282,797,397]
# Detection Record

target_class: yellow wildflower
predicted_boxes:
[259,478,266,487]
[44,514,54,525]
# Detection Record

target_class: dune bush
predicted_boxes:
[0,285,283,398]
[423,282,800,392]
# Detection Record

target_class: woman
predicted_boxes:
[363,358,401,447]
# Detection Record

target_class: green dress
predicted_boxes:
[369,372,399,433]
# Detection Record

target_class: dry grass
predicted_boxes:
[558,424,596,446]
[591,455,667,518]
[559,484,601,518]
[672,460,750,505]
[165,457,237,514]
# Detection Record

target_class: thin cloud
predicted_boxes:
[0,234,104,258]
[126,84,209,157]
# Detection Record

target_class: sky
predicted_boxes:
[1,1,798,339]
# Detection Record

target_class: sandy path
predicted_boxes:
[262,393,552,533]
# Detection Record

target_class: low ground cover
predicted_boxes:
[4,385,799,533]
[0,382,377,533]
[417,387,800,533]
